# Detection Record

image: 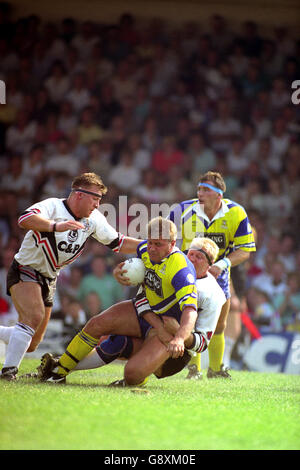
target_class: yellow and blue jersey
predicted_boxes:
[137,240,198,322]
[169,198,256,298]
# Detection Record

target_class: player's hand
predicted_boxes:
[208,265,222,279]
[167,337,185,358]
[55,220,85,231]
[113,262,131,286]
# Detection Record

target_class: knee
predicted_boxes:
[124,362,144,386]
[84,315,101,337]
[26,311,43,331]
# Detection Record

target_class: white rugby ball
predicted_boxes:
[123,258,145,286]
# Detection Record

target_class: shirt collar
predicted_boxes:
[194,199,229,223]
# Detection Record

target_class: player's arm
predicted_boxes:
[167,305,197,358]
[18,213,84,232]
[142,311,174,345]
[119,236,141,254]
[209,248,250,278]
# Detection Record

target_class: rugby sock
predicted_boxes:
[208,332,225,372]
[73,349,106,371]
[3,322,34,369]
[57,330,99,376]
[73,335,134,371]
[0,326,14,344]
[189,352,201,372]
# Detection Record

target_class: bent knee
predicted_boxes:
[124,362,144,386]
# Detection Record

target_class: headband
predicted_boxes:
[197,182,223,195]
[190,247,213,265]
[74,188,102,198]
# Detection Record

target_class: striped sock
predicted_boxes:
[57,330,99,376]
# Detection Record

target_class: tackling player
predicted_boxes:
[169,171,256,379]
[0,172,140,381]
[39,217,199,385]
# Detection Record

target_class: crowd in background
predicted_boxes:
[0,4,300,342]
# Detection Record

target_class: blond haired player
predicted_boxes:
[39,217,198,385]
[0,172,140,381]
[169,171,256,378]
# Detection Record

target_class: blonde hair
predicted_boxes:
[71,172,107,194]
[147,216,177,241]
[189,237,219,264]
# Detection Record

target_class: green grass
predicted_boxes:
[1,358,300,450]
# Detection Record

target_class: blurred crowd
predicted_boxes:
[0,4,300,339]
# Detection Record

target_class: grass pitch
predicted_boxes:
[1,358,299,451]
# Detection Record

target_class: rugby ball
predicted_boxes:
[122,258,145,286]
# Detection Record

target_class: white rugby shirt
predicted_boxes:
[15,198,124,279]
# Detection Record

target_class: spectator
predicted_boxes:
[77,255,125,312]
[133,168,164,204]
[226,137,249,177]
[251,259,287,299]
[273,272,300,329]
[278,234,297,273]
[0,153,32,211]
[57,265,84,300]
[163,166,194,203]
[252,288,277,330]
[22,143,46,196]
[71,20,98,60]
[57,100,79,136]
[65,72,91,113]
[127,132,151,171]
[85,291,102,319]
[85,138,112,182]
[208,99,241,154]
[141,116,160,152]
[77,106,104,145]
[152,135,185,175]
[188,133,217,177]
[45,136,80,178]
[44,60,70,104]
[109,149,141,192]
[5,109,37,154]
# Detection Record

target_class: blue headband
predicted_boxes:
[197,182,223,195]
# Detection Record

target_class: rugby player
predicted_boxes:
[168,171,256,378]
[0,172,140,381]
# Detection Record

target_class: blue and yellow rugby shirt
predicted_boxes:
[169,198,256,257]
[137,241,198,322]
[169,198,256,298]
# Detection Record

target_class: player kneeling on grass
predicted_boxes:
[39,237,226,386]
[38,217,199,385]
